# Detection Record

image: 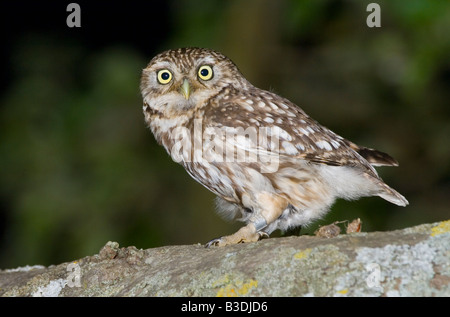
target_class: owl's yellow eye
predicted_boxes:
[198,65,213,81]
[157,69,173,84]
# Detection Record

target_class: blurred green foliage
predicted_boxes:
[1,0,449,268]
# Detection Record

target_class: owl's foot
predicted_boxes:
[205,225,269,248]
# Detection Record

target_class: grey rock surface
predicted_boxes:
[1,220,449,296]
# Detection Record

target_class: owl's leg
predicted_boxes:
[205,192,288,247]
[205,223,267,247]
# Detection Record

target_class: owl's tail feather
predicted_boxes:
[377,183,409,207]
[346,141,399,167]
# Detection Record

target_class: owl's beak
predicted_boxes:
[180,79,191,100]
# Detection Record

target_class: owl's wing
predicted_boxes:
[202,88,382,175]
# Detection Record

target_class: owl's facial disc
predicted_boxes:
[180,78,191,100]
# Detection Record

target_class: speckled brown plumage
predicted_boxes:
[140,47,408,247]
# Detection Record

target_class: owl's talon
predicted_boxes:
[258,231,270,240]
[205,237,223,248]
[205,224,269,247]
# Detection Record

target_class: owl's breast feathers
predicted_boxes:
[146,82,407,208]
[148,83,390,177]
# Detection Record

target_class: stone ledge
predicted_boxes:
[1,220,449,297]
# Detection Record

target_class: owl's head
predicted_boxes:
[141,48,249,116]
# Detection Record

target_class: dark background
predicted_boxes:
[1,0,449,268]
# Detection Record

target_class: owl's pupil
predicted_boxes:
[201,69,209,77]
[161,72,170,80]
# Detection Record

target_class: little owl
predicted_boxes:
[140,48,408,247]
